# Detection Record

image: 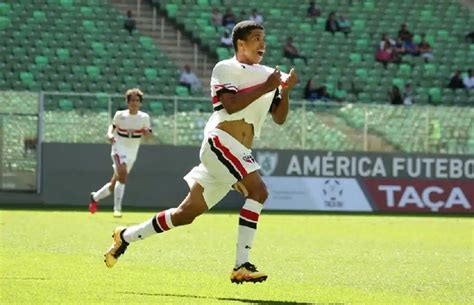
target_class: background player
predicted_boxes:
[89,89,152,217]
[103,21,297,283]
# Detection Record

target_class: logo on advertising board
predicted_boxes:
[322,179,344,208]
[257,151,278,176]
[362,178,473,213]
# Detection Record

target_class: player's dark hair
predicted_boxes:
[232,20,264,52]
[125,88,143,103]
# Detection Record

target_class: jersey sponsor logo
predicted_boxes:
[256,151,278,176]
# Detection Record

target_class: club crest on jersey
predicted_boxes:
[256,151,278,176]
[242,154,256,164]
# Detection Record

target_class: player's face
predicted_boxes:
[238,29,265,65]
[127,94,141,113]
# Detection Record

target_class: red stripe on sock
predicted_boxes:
[240,209,259,222]
[157,211,169,231]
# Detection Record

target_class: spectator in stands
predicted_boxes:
[379,33,395,50]
[179,65,201,94]
[334,81,347,102]
[465,31,474,43]
[210,7,223,29]
[222,8,237,29]
[417,34,433,62]
[325,12,340,34]
[398,23,413,43]
[403,37,419,56]
[402,83,414,105]
[316,85,331,101]
[307,0,321,22]
[376,42,399,68]
[389,85,403,105]
[464,69,474,90]
[338,15,351,36]
[448,71,465,90]
[283,37,308,64]
[304,79,319,102]
[249,9,263,24]
[220,30,233,48]
[124,10,136,35]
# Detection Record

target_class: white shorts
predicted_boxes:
[183,129,261,209]
[111,145,138,174]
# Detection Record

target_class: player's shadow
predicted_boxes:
[119,291,315,304]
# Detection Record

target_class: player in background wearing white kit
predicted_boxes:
[104,21,298,283]
[88,89,152,218]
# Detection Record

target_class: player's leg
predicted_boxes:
[230,171,268,283]
[104,182,209,268]
[113,163,127,217]
[89,174,116,213]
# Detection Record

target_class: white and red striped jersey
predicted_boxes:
[206,56,286,139]
[112,110,151,151]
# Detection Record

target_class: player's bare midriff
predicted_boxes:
[216,119,254,149]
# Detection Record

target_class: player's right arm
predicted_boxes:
[107,111,119,144]
[212,64,281,114]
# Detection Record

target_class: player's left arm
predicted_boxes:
[270,68,298,125]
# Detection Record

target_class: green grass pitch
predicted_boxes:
[0,209,472,304]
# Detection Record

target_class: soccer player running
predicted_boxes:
[89,89,152,217]
[104,21,298,284]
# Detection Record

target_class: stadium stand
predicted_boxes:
[0,0,182,108]
[1,0,473,174]
[153,0,474,104]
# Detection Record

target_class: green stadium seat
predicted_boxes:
[86,66,100,80]
[428,88,441,104]
[20,72,34,86]
[59,99,74,111]
[144,68,158,81]
[175,86,189,96]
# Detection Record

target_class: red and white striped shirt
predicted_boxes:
[112,110,151,150]
[206,56,286,139]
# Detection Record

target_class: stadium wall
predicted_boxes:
[3,144,473,214]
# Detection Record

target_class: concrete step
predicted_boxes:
[109,0,216,94]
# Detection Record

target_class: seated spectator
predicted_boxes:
[417,34,433,62]
[403,37,419,56]
[338,15,351,36]
[376,43,400,68]
[316,85,331,101]
[220,31,232,48]
[389,85,403,105]
[304,79,319,102]
[249,9,263,24]
[283,37,308,64]
[179,65,201,93]
[398,23,413,43]
[210,7,223,28]
[325,12,340,34]
[334,82,347,102]
[380,33,395,50]
[448,71,465,90]
[464,69,474,90]
[307,0,321,21]
[402,83,414,105]
[222,8,237,29]
[124,10,136,35]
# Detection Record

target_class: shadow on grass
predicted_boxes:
[118,291,316,304]
[0,204,471,218]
